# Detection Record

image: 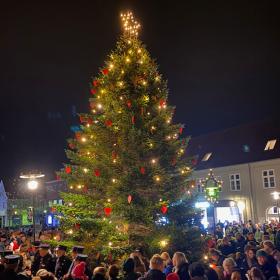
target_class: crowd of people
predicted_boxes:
[1,221,280,280]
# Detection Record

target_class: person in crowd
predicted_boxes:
[254,225,263,243]
[247,267,266,280]
[263,240,276,255]
[239,245,258,277]
[230,271,241,280]
[188,262,207,280]
[31,244,56,276]
[139,254,165,280]
[172,252,189,280]
[131,254,146,275]
[123,258,141,280]
[35,268,57,280]
[0,254,27,280]
[167,273,180,280]
[92,266,107,280]
[71,254,88,280]
[55,245,72,280]
[107,264,119,280]
[256,249,278,280]
[235,233,246,253]
[132,248,150,272]
[209,249,225,267]
[218,237,236,256]
[275,229,280,251]
[63,245,85,279]
[222,258,238,280]
[246,233,258,247]
[160,252,173,276]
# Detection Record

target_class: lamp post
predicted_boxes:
[20,173,44,242]
[201,169,223,232]
[271,191,280,222]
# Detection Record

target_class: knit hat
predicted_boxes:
[256,249,268,258]
[167,272,180,280]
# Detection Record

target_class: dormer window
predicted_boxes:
[264,139,277,151]
[202,152,212,161]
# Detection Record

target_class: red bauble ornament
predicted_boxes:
[105,120,113,127]
[140,167,146,175]
[94,169,101,177]
[104,207,112,216]
[127,100,132,108]
[87,118,93,125]
[75,132,81,140]
[161,205,168,214]
[93,80,99,87]
[90,89,97,95]
[159,99,166,107]
[102,68,109,75]
[65,166,71,174]
[69,143,75,149]
[132,115,135,124]
[128,195,132,204]
[75,223,81,230]
[179,127,183,134]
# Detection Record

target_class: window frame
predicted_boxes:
[262,169,276,189]
[196,178,204,193]
[229,173,241,191]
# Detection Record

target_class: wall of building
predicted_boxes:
[191,158,280,223]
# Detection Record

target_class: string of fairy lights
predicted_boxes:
[59,12,193,238]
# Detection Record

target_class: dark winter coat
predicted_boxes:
[139,269,166,280]
[124,272,142,280]
[235,236,246,252]
[258,261,278,280]
[176,263,190,280]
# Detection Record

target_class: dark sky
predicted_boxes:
[0,1,279,184]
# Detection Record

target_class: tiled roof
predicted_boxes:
[186,119,280,170]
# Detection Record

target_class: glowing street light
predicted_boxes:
[20,173,45,242]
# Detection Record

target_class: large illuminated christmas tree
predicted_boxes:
[57,12,202,259]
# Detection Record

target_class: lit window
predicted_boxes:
[202,152,212,161]
[229,174,241,191]
[262,169,276,188]
[264,139,277,151]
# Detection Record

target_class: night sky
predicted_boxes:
[0,1,279,185]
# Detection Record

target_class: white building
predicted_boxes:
[0,180,8,227]
[187,119,280,225]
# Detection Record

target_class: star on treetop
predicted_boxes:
[120,11,141,37]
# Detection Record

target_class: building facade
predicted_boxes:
[187,119,280,224]
[0,180,8,227]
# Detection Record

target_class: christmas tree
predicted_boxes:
[57,12,202,259]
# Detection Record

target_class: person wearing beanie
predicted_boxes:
[256,249,278,280]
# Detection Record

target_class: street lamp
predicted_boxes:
[271,191,280,222]
[20,173,45,242]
